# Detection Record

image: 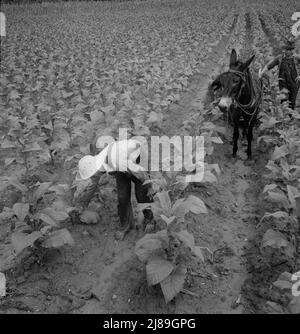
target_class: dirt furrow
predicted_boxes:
[184,139,262,313]
[257,13,281,56]
[160,14,239,137]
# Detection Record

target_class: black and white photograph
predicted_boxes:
[0,0,299,317]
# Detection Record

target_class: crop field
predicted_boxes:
[0,0,300,314]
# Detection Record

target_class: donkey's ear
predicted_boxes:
[230,49,237,67]
[211,77,220,90]
[243,55,255,70]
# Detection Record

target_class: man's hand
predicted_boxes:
[258,67,266,79]
[296,75,300,83]
[91,170,104,183]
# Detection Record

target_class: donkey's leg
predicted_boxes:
[246,123,253,159]
[232,113,240,157]
[242,124,247,139]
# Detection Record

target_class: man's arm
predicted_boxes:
[259,56,280,78]
[295,56,300,83]
[266,56,281,70]
[294,55,300,64]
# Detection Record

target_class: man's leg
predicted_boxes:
[289,85,298,110]
[131,174,154,226]
[279,80,288,105]
[114,172,134,231]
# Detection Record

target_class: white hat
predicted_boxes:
[78,139,146,180]
[78,144,111,180]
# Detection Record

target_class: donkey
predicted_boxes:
[211,49,262,159]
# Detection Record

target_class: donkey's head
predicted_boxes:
[211,49,255,112]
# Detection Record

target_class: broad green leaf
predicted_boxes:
[1,139,17,149]
[48,184,69,196]
[40,225,53,235]
[22,143,42,153]
[263,184,278,193]
[276,271,294,282]
[266,161,281,174]
[261,229,290,249]
[146,111,162,125]
[171,198,188,219]
[160,265,187,303]
[80,210,100,224]
[173,176,189,191]
[175,230,195,250]
[90,110,105,123]
[271,145,289,161]
[210,137,223,144]
[11,231,42,255]
[288,297,300,314]
[41,207,69,222]
[266,191,289,209]
[261,211,289,221]
[146,257,174,286]
[51,200,76,214]
[193,246,205,262]
[4,158,15,167]
[0,207,15,221]
[15,221,30,233]
[202,170,218,183]
[287,185,300,209]
[150,202,166,218]
[135,238,163,263]
[185,195,207,214]
[33,182,52,202]
[41,228,74,248]
[265,301,285,314]
[160,215,176,225]
[215,126,227,135]
[264,117,280,129]
[155,191,172,216]
[0,181,9,192]
[207,163,221,176]
[38,213,58,227]
[7,178,28,194]
[273,272,295,293]
[62,91,73,99]
[12,203,29,222]
[9,90,20,100]
[135,230,168,253]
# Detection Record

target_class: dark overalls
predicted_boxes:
[114,172,153,230]
[267,55,300,110]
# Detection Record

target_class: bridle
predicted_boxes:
[224,69,263,124]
